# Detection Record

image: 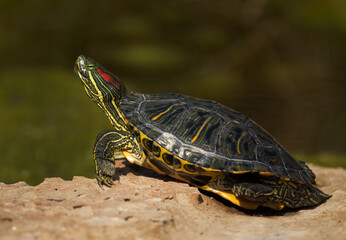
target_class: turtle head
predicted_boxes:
[75,55,127,106]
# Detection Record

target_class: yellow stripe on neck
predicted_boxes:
[89,72,127,132]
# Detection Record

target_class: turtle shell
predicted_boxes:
[120,92,315,185]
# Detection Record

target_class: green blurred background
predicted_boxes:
[0,0,345,185]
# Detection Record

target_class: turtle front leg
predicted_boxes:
[93,129,143,187]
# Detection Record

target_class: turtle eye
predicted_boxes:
[97,68,120,89]
[87,64,95,70]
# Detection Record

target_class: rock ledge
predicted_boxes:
[0,163,345,240]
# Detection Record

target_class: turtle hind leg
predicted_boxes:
[209,174,331,210]
[201,186,262,210]
[271,181,331,208]
[217,182,286,210]
[208,174,284,210]
[233,181,331,209]
[253,178,331,208]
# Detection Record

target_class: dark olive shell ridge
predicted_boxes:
[120,93,316,185]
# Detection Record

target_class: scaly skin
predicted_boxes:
[75,56,145,187]
[75,55,331,210]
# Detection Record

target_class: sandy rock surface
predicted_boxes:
[0,162,345,240]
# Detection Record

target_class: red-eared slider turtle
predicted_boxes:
[75,55,330,210]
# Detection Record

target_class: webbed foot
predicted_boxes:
[92,129,142,188]
[94,157,116,188]
[96,170,114,188]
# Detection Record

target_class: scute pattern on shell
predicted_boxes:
[120,93,316,185]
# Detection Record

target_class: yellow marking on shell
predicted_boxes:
[259,172,275,177]
[191,116,211,143]
[236,132,247,155]
[261,203,285,210]
[231,170,250,174]
[133,128,291,210]
[151,104,180,121]
[145,158,167,175]
[134,127,288,178]
[137,129,175,171]
[210,158,216,166]
[260,173,291,182]
[201,186,260,209]
[203,186,286,210]
[135,127,222,178]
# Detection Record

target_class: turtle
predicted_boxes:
[74,55,331,210]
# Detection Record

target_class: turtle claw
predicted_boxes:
[103,176,114,187]
[94,157,116,188]
[97,178,105,189]
[95,170,114,189]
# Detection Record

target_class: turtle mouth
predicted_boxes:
[74,66,88,83]
[75,55,99,96]
[75,55,88,79]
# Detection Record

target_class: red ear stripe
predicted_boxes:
[97,68,120,89]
